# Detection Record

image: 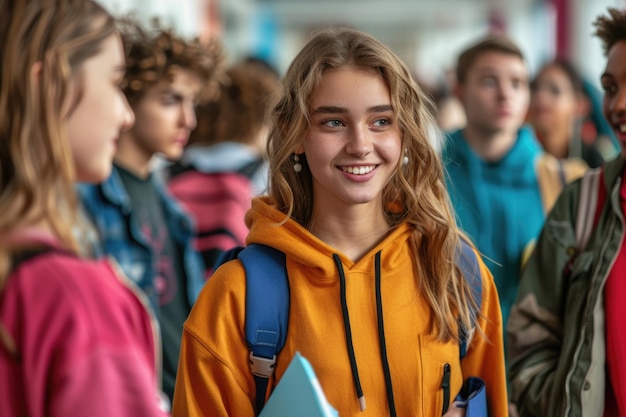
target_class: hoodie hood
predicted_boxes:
[244,197,414,279]
[181,142,261,174]
[444,124,543,187]
[245,196,416,413]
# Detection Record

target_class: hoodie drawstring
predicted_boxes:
[333,254,366,411]
[375,251,397,417]
[332,251,397,416]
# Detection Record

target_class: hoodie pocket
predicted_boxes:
[418,335,461,416]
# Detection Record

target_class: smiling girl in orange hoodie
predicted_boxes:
[173,27,508,417]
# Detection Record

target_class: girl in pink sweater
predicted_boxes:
[0,1,169,416]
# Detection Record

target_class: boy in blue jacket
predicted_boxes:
[78,19,223,403]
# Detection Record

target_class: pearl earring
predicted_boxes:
[293,154,302,172]
[403,150,409,166]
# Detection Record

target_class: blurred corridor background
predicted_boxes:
[97,0,626,94]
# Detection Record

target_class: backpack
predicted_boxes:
[215,238,483,414]
[2,246,60,360]
[167,158,265,275]
[9,248,56,271]
[521,155,591,269]
[535,153,589,214]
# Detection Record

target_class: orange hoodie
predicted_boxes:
[173,197,508,417]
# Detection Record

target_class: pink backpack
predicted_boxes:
[167,161,262,277]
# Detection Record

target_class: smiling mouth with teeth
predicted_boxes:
[341,165,376,175]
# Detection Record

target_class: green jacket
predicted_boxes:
[507,155,625,417]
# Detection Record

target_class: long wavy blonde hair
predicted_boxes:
[267,27,477,342]
[0,0,117,285]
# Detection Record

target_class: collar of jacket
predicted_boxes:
[181,142,261,174]
[602,155,626,188]
[100,165,133,215]
[99,165,195,234]
[444,124,542,166]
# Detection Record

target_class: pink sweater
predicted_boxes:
[0,247,170,417]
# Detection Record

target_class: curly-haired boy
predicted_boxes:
[78,18,224,405]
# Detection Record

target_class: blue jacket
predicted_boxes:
[442,125,545,328]
[77,166,205,313]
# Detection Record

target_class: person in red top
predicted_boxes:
[0,1,169,416]
[507,7,626,417]
[604,171,626,416]
[596,9,626,416]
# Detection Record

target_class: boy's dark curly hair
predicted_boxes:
[593,8,626,56]
[118,17,225,104]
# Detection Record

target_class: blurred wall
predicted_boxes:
[98,0,626,89]
[98,0,206,38]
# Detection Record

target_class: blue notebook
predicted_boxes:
[259,352,339,417]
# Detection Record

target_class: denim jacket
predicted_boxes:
[77,165,205,313]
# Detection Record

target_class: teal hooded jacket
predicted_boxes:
[443,125,545,329]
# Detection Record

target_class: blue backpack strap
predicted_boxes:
[211,246,245,274]
[238,244,289,415]
[234,240,480,413]
[456,238,483,359]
